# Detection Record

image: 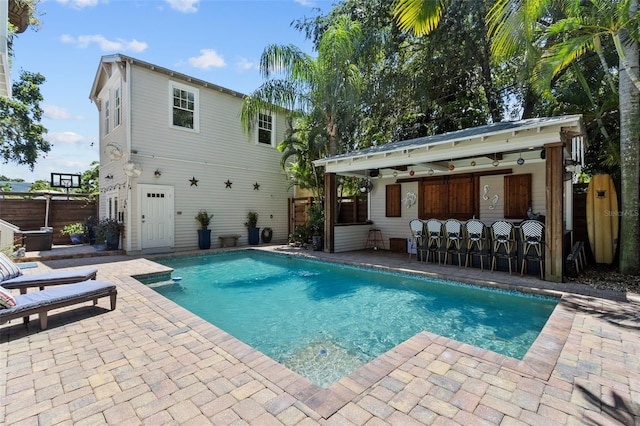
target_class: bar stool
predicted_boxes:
[364,228,385,250]
[408,219,424,260]
[443,219,464,266]
[424,219,444,263]
[490,220,517,274]
[520,220,545,279]
[464,219,489,270]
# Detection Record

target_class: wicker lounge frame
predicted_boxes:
[0,281,117,330]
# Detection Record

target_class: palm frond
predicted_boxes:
[393,0,444,36]
[488,0,549,59]
[534,33,594,88]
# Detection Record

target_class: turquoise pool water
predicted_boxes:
[146,251,557,387]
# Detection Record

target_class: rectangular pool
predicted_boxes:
[143,251,557,387]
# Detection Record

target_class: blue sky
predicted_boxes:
[3,0,331,184]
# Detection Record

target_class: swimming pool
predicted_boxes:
[145,251,557,387]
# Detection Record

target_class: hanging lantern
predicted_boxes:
[448,163,455,171]
[409,170,415,176]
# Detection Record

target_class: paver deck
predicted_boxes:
[1,245,639,425]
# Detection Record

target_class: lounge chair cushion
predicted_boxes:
[1,268,99,290]
[0,287,16,309]
[0,253,22,281]
[0,281,117,330]
[1,281,115,315]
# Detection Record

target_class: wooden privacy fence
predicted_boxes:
[288,195,368,235]
[0,193,98,245]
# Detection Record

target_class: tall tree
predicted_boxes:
[489,0,639,274]
[0,70,49,169]
[241,15,363,157]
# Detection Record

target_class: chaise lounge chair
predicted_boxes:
[0,253,98,294]
[0,280,117,330]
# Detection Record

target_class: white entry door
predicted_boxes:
[138,184,174,249]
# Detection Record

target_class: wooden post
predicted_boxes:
[544,142,565,282]
[324,173,336,253]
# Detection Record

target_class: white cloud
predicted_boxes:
[43,104,85,121]
[56,0,100,9]
[188,49,226,69]
[47,131,87,145]
[60,34,148,53]
[294,0,316,6]
[236,57,258,72]
[165,0,199,13]
[43,105,72,120]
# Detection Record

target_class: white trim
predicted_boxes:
[256,112,276,147]
[168,80,200,132]
[136,184,175,250]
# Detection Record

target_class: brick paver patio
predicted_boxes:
[1,246,639,425]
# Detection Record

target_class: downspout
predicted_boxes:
[123,58,134,252]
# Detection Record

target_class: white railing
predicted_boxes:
[0,218,20,252]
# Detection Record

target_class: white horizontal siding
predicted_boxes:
[479,163,546,225]
[122,64,291,251]
[369,179,420,245]
[334,224,371,252]
[362,165,549,251]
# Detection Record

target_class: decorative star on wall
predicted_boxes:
[225,179,233,189]
[253,182,260,190]
[189,177,199,186]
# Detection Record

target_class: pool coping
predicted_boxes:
[133,249,576,419]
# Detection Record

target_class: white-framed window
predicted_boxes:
[114,87,121,127]
[104,100,110,135]
[257,113,274,146]
[105,190,118,219]
[169,81,199,131]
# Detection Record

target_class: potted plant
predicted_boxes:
[60,223,85,244]
[84,216,99,245]
[307,204,324,251]
[97,218,124,250]
[195,210,214,249]
[245,211,260,245]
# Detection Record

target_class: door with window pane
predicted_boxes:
[139,184,173,249]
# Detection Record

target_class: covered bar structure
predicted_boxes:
[314,115,587,282]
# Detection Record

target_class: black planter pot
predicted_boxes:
[248,227,260,245]
[87,229,96,245]
[312,235,323,251]
[105,232,120,250]
[198,229,211,249]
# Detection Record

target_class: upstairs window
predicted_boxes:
[104,100,110,135]
[114,87,121,127]
[257,113,274,145]
[170,81,199,131]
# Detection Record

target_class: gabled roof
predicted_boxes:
[315,115,584,174]
[89,54,247,102]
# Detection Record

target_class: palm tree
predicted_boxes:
[241,15,363,157]
[489,0,639,274]
[277,118,327,199]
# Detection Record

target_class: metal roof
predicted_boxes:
[316,115,584,166]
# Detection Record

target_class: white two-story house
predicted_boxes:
[89,54,292,253]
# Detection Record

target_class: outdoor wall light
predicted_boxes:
[517,152,525,165]
[154,169,162,178]
[427,168,434,175]
[392,171,398,178]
